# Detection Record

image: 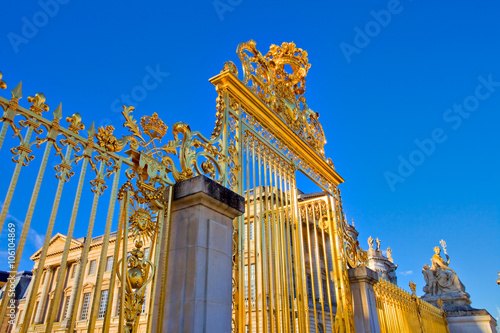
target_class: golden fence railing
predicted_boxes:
[0,69,223,333]
[1,39,372,333]
[374,278,449,333]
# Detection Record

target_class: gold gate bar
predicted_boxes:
[0,122,8,152]
[289,174,307,333]
[64,160,106,332]
[44,157,89,332]
[251,138,261,333]
[256,143,269,333]
[153,185,173,333]
[268,154,282,333]
[88,160,121,332]
[318,203,335,332]
[0,126,33,234]
[245,133,252,333]
[19,146,73,333]
[311,200,327,329]
[277,162,294,332]
[119,188,131,330]
[262,147,275,333]
[304,200,319,331]
[102,181,128,333]
[293,183,311,333]
[0,140,52,328]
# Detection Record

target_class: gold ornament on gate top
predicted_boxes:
[236,40,327,158]
[95,106,223,184]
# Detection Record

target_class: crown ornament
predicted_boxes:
[140,112,167,140]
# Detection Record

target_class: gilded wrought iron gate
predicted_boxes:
[209,41,367,333]
[0,40,367,333]
[0,73,223,332]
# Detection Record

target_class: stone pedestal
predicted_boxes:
[421,293,472,312]
[152,175,244,333]
[447,309,497,333]
[348,266,381,333]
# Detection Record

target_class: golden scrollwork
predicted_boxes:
[95,105,224,184]
[236,40,327,158]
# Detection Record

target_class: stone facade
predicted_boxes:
[10,232,154,333]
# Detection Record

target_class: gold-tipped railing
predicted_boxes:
[374,279,449,333]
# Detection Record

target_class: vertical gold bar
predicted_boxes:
[311,201,327,329]
[44,158,89,332]
[256,142,268,333]
[276,159,291,333]
[64,160,105,332]
[0,125,34,234]
[103,181,128,333]
[251,138,261,333]
[319,208,335,332]
[0,141,52,325]
[0,121,8,152]
[278,163,294,332]
[245,133,252,332]
[269,154,283,333]
[289,177,308,333]
[155,186,173,333]
[88,161,121,332]
[19,146,72,333]
[119,189,130,329]
[145,205,165,332]
[262,147,275,333]
[305,202,319,330]
[294,191,311,333]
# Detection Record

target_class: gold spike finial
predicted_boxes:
[53,103,62,120]
[11,81,22,100]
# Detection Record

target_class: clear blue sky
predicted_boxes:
[1,0,499,320]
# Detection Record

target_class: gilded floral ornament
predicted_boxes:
[66,113,85,134]
[27,93,49,116]
[95,105,223,184]
[236,40,327,158]
[0,71,6,90]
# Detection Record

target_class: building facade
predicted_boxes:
[11,233,152,333]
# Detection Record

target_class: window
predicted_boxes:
[249,222,254,241]
[244,264,256,306]
[144,247,150,260]
[97,290,109,319]
[116,292,121,317]
[71,264,76,279]
[62,295,71,320]
[88,260,96,275]
[105,256,113,272]
[80,293,91,320]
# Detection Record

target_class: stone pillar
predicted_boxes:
[34,266,53,324]
[348,266,381,333]
[153,175,244,333]
[61,257,81,327]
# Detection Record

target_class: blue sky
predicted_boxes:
[1,0,499,319]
